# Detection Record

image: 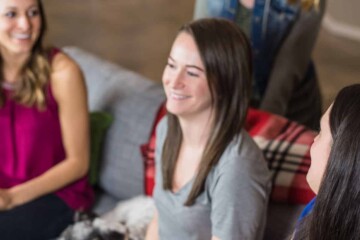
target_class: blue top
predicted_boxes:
[299,197,316,221]
[293,197,316,239]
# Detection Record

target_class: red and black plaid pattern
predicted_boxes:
[141,103,167,196]
[142,106,316,204]
[246,108,316,204]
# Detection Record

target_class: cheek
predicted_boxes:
[162,71,173,99]
[33,18,42,32]
[309,141,318,160]
[307,141,331,193]
[0,23,10,32]
[195,81,211,98]
[310,138,331,166]
[162,68,169,86]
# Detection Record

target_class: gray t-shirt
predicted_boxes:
[153,118,271,240]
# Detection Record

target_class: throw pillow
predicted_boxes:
[245,108,316,204]
[90,112,113,185]
[140,103,167,196]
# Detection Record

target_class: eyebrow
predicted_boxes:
[4,4,38,10]
[168,56,204,72]
[3,6,16,10]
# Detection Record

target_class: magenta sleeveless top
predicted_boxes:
[0,48,94,210]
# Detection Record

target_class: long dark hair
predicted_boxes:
[295,84,360,239]
[161,18,253,206]
[0,0,51,109]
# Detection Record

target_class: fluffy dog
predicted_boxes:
[57,195,155,240]
[102,195,156,240]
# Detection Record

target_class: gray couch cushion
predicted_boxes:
[93,192,119,215]
[63,46,154,111]
[63,47,165,200]
[99,85,165,199]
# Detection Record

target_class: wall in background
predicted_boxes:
[323,0,360,42]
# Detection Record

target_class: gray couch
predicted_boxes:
[64,46,304,240]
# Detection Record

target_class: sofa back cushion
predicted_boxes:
[63,47,154,111]
[64,47,165,200]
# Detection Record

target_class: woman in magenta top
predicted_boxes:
[0,0,93,239]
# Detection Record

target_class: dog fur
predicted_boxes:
[57,195,155,240]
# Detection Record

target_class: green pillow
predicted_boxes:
[89,112,113,185]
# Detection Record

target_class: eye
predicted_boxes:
[166,62,176,69]
[187,71,199,77]
[5,11,16,18]
[28,8,40,17]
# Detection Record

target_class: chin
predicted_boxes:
[165,107,183,117]
[306,174,319,194]
[18,44,34,52]
[8,46,32,56]
[11,41,36,52]
[166,102,184,116]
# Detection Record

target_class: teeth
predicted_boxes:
[170,92,190,100]
[13,33,31,40]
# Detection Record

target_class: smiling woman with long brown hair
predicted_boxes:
[146,18,271,240]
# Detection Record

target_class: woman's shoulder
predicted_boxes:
[48,49,86,103]
[216,130,267,174]
[207,130,270,200]
[227,130,263,158]
[50,50,82,77]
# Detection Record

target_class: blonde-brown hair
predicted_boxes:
[0,0,51,110]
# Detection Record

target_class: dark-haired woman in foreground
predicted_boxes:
[146,18,270,240]
[294,84,360,239]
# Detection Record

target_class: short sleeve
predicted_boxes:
[210,134,271,240]
[154,117,168,187]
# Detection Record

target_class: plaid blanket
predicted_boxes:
[141,104,167,196]
[246,108,316,204]
[142,106,316,204]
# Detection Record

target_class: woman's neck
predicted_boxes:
[1,51,29,84]
[3,65,22,84]
[179,112,214,148]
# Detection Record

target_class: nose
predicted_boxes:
[313,134,319,142]
[17,15,31,30]
[169,70,185,89]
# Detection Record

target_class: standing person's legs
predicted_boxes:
[0,194,74,240]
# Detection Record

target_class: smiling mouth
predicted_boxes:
[170,92,191,100]
[12,33,31,40]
